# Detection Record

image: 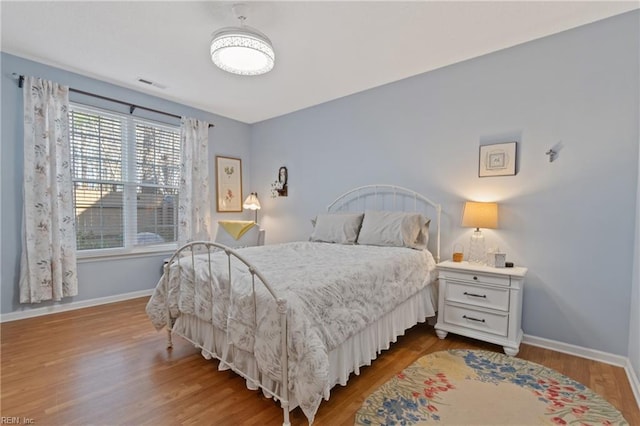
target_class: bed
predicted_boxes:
[146,184,441,425]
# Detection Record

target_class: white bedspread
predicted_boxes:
[146,241,436,423]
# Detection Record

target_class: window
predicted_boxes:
[69,104,180,253]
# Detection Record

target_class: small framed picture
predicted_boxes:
[479,142,517,177]
[216,156,242,212]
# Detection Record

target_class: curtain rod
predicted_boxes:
[14,74,214,128]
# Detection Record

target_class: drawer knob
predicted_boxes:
[464,291,487,298]
[463,315,486,323]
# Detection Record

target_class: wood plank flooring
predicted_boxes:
[1,297,638,425]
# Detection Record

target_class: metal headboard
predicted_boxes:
[327,184,441,263]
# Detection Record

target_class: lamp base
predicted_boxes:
[468,229,486,264]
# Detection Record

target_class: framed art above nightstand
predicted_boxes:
[435,260,528,356]
[479,141,517,177]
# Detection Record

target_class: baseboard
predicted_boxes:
[625,358,640,409]
[523,333,640,408]
[0,289,154,323]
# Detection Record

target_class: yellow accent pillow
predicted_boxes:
[218,220,256,240]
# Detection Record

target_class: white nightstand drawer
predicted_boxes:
[436,261,527,356]
[444,270,510,287]
[443,304,508,337]
[446,281,509,311]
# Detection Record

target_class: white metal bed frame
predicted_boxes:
[161,185,441,426]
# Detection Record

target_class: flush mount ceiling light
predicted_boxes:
[210,3,275,76]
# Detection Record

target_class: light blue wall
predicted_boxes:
[631,116,640,375]
[1,53,252,315]
[250,11,640,356]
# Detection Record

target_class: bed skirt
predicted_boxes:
[172,283,438,411]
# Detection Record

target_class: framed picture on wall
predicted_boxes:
[479,142,517,177]
[216,156,243,212]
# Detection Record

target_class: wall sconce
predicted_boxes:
[271,166,288,197]
[461,201,498,264]
[243,192,261,222]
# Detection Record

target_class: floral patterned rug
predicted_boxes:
[355,349,628,425]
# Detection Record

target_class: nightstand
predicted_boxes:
[434,260,527,356]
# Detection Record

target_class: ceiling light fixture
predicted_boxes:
[210,3,275,76]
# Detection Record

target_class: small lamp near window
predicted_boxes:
[461,201,498,264]
[243,192,261,223]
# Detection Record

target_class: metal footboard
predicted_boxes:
[162,241,290,426]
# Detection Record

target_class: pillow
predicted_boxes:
[215,222,262,248]
[357,211,430,249]
[310,212,364,244]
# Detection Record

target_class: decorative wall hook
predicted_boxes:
[546,142,564,163]
[546,149,557,162]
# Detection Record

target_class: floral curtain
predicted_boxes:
[19,76,78,303]
[178,117,211,246]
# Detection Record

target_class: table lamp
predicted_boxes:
[461,201,498,264]
[243,192,261,223]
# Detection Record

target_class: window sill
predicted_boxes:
[76,244,177,263]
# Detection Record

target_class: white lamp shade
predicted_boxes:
[243,193,261,210]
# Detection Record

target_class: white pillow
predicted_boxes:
[357,211,430,249]
[310,213,364,244]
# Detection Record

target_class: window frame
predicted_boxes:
[69,103,181,260]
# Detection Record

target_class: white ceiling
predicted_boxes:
[2,1,638,124]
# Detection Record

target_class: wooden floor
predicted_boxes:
[1,297,638,425]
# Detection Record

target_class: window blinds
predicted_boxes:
[69,104,180,251]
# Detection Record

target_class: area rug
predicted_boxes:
[355,349,628,425]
